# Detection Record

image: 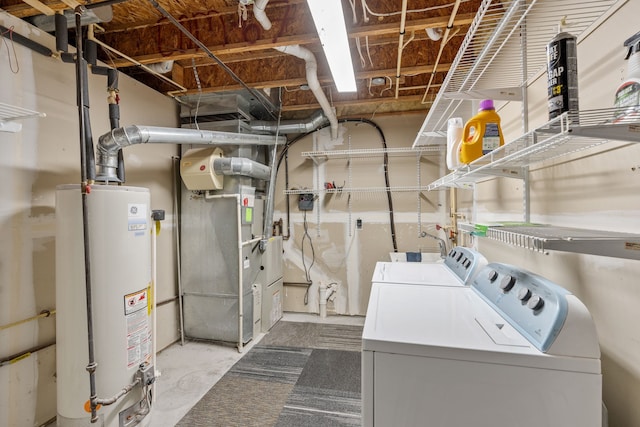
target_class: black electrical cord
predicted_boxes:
[277,118,399,252]
[301,210,315,305]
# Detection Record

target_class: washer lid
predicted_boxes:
[362,283,600,374]
[372,262,465,287]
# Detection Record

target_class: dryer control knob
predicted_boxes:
[527,295,545,311]
[518,287,532,301]
[499,275,516,292]
[488,270,499,282]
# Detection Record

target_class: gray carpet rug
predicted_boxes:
[177,321,364,427]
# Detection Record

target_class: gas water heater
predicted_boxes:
[56,185,154,427]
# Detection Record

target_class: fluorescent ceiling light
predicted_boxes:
[307,0,357,92]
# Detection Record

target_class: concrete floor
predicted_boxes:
[148,313,365,427]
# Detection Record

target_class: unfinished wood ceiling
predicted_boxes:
[1,0,483,119]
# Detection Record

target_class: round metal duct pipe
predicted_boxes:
[213,157,271,181]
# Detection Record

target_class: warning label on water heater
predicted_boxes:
[124,289,152,368]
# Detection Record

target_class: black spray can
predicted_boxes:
[547,31,579,120]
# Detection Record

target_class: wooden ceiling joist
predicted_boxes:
[100,13,475,68]
[19,0,55,16]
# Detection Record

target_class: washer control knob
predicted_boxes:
[456,253,464,261]
[527,295,545,311]
[464,260,471,269]
[517,287,532,301]
[488,270,499,282]
[499,275,516,292]
[449,250,456,258]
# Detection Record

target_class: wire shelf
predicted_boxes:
[0,102,45,126]
[413,0,621,147]
[301,146,443,162]
[284,186,431,195]
[427,109,640,190]
[485,225,640,260]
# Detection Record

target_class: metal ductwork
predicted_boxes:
[213,157,271,181]
[249,109,328,134]
[96,125,284,182]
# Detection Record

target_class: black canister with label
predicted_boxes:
[547,31,579,121]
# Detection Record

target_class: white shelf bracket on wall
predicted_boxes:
[0,102,46,133]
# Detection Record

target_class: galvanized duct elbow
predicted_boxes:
[249,110,328,135]
[274,45,339,140]
[96,125,284,182]
[213,157,271,181]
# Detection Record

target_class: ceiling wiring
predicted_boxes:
[0,25,20,73]
[360,0,471,22]
[191,57,203,130]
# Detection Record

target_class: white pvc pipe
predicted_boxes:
[252,3,338,140]
[319,283,337,318]
[275,45,339,139]
[253,0,272,31]
[319,283,328,318]
[421,0,462,104]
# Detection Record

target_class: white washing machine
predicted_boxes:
[372,246,487,287]
[362,262,602,427]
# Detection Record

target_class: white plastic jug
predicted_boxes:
[446,117,464,170]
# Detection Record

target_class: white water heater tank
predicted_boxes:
[56,185,153,427]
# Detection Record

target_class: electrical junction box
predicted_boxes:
[298,193,314,211]
[180,147,224,190]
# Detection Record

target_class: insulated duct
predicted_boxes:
[213,157,271,181]
[249,109,328,134]
[275,45,338,139]
[96,125,284,182]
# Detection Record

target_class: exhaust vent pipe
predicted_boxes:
[96,125,284,182]
[249,109,328,134]
[253,0,272,31]
[275,45,339,139]
[251,1,338,140]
